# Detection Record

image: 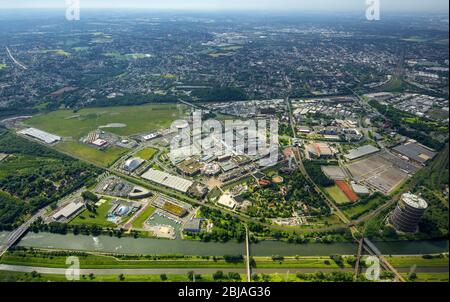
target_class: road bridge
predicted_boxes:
[0,209,46,258]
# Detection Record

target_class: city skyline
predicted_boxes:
[0,0,449,13]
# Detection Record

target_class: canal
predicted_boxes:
[1,232,448,256]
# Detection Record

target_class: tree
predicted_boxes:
[408,272,418,281]
[82,191,99,203]
[187,271,195,281]
[160,274,168,281]
[213,271,225,280]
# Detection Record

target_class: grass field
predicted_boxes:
[342,194,386,219]
[56,141,127,167]
[131,205,156,229]
[0,251,245,269]
[0,271,245,282]
[400,272,449,282]
[385,255,449,268]
[135,147,158,161]
[26,104,185,139]
[69,199,116,228]
[325,186,350,204]
[25,104,186,166]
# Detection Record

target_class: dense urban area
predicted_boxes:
[0,10,448,283]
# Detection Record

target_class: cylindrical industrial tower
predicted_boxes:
[390,193,428,233]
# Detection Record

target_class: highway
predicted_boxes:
[5,47,28,70]
[245,225,251,282]
[0,264,446,277]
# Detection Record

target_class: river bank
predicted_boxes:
[1,232,448,256]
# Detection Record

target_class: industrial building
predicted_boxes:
[351,182,370,195]
[217,193,237,209]
[306,142,335,158]
[18,128,61,144]
[123,157,145,172]
[142,132,161,141]
[92,139,108,148]
[183,218,203,233]
[344,145,379,161]
[141,168,193,193]
[390,193,428,233]
[392,141,437,166]
[52,202,85,221]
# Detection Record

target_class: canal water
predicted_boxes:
[1,232,448,256]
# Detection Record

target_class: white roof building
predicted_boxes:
[217,193,237,209]
[124,157,145,172]
[345,145,380,160]
[141,169,193,193]
[53,202,85,221]
[18,128,61,144]
[351,183,370,195]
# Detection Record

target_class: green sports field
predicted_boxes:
[135,147,159,161]
[325,186,350,205]
[131,205,156,229]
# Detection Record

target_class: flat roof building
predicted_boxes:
[53,202,84,221]
[142,132,161,141]
[392,141,437,166]
[344,145,380,161]
[92,139,108,147]
[18,128,61,144]
[351,183,370,195]
[217,193,237,209]
[183,218,203,233]
[307,142,335,158]
[141,169,193,193]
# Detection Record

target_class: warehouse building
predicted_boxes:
[344,145,380,161]
[53,202,85,221]
[141,169,193,193]
[392,141,437,166]
[123,157,145,172]
[18,128,61,144]
[351,182,370,195]
[306,142,335,158]
[183,218,203,233]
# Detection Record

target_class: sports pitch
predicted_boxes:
[325,185,350,204]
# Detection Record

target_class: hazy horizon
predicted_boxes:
[0,0,448,13]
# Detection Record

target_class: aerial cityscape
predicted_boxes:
[0,0,448,288]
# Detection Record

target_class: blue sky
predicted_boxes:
[0,0,448,12]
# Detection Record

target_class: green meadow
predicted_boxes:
[26,104,185,139]
[24,104,186,166]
